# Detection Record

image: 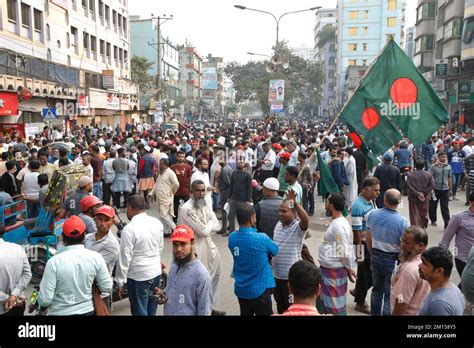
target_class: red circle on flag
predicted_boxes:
[390,78,417,109]
[21,88,33,100]
[349,132,362,149]
[362,108,380,130]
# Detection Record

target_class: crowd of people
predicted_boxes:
[0,118,473,317]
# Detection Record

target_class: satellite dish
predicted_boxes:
[271,54,282,65]
[266,63,276,73]
[282,58,290,69]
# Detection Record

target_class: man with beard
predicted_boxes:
[154,225,213,316]
[390,227,430,315]
[191,157,213,208]
[178,180,224,315]
[171,151,192,223]
[150,158,179,237]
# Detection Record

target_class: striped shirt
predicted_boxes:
[78,213,98,235]
[367,208,409,254]
[273,219,308,280]
[279,304,321,316]
[84,232,120,275]
[351,196,376,234]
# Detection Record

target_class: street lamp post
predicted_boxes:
[234,5,321,54]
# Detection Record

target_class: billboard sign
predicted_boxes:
[203,68,218,90]
[269,80,285,102]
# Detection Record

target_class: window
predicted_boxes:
[66,33,70,47]
[444,18,462,40]
[106,42,111,63]
[98,0,103,17]
[387,17,397,27]
[112,10,117,29]
[46,24,50,40]
[71,27,78,53]
[123,17,127,35]
[105,5,110,24]
[417,3,436,22]
[65,11,69,25]
[100,39,105,55]
[47,49,51,61]
[34,9,42,32]
[21,3,31,28]
[388,0,397,11]
[349,27,358,36]
[348,59,357,66]
[463,17,474,44]
[363,43,368,51]
[57,40,61,48]
[328,70,335,78]
[349,43,358,51]
[114,46,118,66]
[67,55,71,65]
[72,0,76,10]
[83,33,89,50]
[329,44,336,52]
[363,11,369,19]
[415,35,434,52]
[124,50,128,68]
[82,0,86,8]
[349,11,359,19]
[362,59,367,66]
[119,48,123,66]
[89,0,95,14]
[188,73,193,80]
[7,0,17,22]
[362,27,368,35]
[329,57,335,65]
[91,35,97,53]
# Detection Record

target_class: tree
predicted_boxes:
[225,41,324,114]
[317,24,336,49]
[131,56,155,93]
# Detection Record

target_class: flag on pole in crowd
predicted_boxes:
[347,125,380,171]
[339,39,448,156]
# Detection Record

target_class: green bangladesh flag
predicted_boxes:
[316,150,347,216]
[346,125,380,171]
[339,39,448,155]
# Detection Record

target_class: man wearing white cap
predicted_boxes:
[255,178,283,239]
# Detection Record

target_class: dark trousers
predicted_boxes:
[307,189,315,214]
[428,189,450,229]
[103,182,113,205]
[456,258,466,279]
[259,170,274,184]
[409,199,429,228]
[238,289,273,316]
[173,195,189,223]
[127,275,162,316]
[113,191,130,209]
[354,257,373,306]
[302,187,309,213]
[26,200,40,219]
[274,278,290,314]
[356,169,364,195]
[1,303,25,316]
[219,189,230,233]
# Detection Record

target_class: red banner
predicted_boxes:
[0,92,19,116]
[0,124,25,138]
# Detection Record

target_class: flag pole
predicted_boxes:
[297,39,396,180]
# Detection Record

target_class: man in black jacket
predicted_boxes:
[374,152,401,208]
[1,161,19,197]
[226,157,252,236]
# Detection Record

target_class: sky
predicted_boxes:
[130,0,417,63]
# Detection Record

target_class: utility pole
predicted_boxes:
[150,14,173,103]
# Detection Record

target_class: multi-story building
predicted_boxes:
[414,0,465,125]
[405,26,416,59]
[292,44,315,61]
[202,55,224,114]
[314,8,337,118]
[0,0,139,130]
[336,0,406,107]
[178,42,202,103]
[314,8,337,58]
[129,16,180,102]
[461,0,474,124]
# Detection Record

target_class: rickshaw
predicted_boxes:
[2,164,87,284]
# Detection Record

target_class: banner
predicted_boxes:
[269,80,285,102]
[203,68,218,90]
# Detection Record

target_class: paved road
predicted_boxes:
[26,195,465,316]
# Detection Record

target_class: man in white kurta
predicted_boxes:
[178,180,222,309]
[343,150,358,210]
[151,158,179,236]
[191,158,213,208]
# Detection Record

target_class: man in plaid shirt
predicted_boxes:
[464,152,474,206]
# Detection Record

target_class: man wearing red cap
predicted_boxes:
[154,225,213,316]
[277,152,291,197]
[37,216,112,315]
[79,195,102,235]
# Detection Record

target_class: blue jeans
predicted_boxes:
[26,200,40,219]
[370,250,397,316]
[127,275,161,316]
[93,181,103,200]
[452,173,462,196]
[212,192,220,211]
